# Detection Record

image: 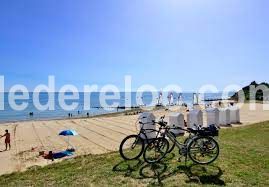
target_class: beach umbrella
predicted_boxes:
[59,130,78,136]
[59,130,78,148]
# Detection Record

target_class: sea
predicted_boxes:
[0,92,233,123]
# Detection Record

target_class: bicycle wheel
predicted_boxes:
[143,138,169,164]
[188,136,219,165]
[119,135,145,160]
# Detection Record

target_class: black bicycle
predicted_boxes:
[143,122,220,165]
[119,116,175,160]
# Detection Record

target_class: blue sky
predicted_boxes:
[0,0,268,91]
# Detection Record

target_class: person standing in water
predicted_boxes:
[0,130,11,151]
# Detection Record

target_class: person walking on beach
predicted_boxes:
[0,130,11,151]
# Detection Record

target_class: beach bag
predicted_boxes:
[199,124,219,137]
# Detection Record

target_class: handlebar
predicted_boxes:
[139,116,166,127]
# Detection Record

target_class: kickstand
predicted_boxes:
[184,155,188,166]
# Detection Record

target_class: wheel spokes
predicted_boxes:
[188,137,219,164]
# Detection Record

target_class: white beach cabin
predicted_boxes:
[219,108,231,126]
[187,110,203,128]
[168,113,185,136]
[230,106,240,124]
[206,108,220,127]
[138,112,156,139]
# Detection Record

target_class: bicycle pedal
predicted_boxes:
[177,158,182,162]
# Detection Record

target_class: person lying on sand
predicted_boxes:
[40,149,75,161]
[0,130,11,151]
[40,151,54,161]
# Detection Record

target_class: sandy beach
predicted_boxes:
[0,103,269,176]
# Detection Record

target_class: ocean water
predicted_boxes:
[0,92,233,123]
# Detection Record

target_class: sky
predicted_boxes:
[0,0,268,92]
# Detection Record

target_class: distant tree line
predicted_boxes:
[230,81,269,101]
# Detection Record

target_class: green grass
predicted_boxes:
[0,122,269,187]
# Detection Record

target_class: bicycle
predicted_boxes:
[119,116,175,160]
[143,121,220,165]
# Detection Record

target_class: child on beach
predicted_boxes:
[0,130,11,151]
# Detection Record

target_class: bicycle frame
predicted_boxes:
[165,129,186,150]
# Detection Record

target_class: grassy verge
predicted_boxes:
[0,122,268,186]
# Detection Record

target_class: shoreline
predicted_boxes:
[0,108,145,125]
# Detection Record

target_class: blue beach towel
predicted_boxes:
[53,151,74,159]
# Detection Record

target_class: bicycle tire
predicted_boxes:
[119,135,145,160]
[188,136,219,165]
